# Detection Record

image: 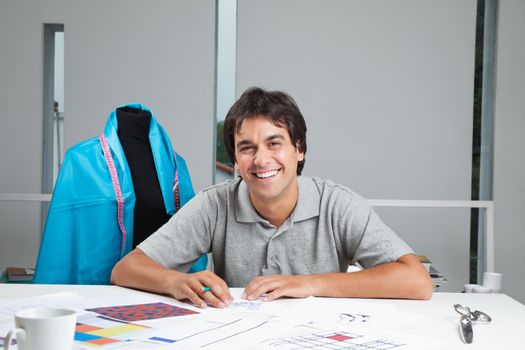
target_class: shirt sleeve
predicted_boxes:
[339,193,414,268]
[137,190,216,272]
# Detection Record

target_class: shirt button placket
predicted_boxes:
[267,237,278,274]
[271,255,280,273]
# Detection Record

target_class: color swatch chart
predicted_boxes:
[76,302,199,347]
[74,313,151,348]
[86,302,198,322]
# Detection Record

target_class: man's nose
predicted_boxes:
[253,147,271,166]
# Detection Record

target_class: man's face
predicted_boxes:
[234,116,304,206]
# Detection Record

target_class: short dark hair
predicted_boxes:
[223,87,307,175]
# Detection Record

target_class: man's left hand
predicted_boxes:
[242,275,316,301]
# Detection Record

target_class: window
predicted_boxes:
[470,0,497,283]
[42,24,64,194]
[214,0,237,183]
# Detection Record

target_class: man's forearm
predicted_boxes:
[243,254,433,301]
[111,248,233,308]
[310,255,433,300]
[110,248,181,295]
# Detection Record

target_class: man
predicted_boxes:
[111,87,432,308]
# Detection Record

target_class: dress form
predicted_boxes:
[117,106,171,248]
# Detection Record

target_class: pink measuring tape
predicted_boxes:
[99,135,127,258]
[99,134,182,258]
[173,166,181,212]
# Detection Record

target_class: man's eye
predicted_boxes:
[269,141,281,148]
[239,147,254,153]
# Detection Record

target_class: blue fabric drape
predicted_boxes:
[34,104,207,284]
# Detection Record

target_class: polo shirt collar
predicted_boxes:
[293,176,321,222]
[235,176,320,223]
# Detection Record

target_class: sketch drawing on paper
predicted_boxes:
[338,313,370,324]
[137,315,273,348]
[303,312,371,327]
[230,299,263,311]
[260,330,405,350]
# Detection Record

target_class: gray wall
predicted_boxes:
[236,0,477,292]
[1,0,524,303]
[65,0,216,192]
[493,0,525,303]
[0,0,216,271]
[0,1,46,271]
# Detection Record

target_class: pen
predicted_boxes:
[201,287,212,292]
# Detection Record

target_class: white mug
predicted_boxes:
[4,307,76,350]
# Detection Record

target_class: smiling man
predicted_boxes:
[111,87,432,308]
[233,116,303,228]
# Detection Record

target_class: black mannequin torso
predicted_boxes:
[116,106,171,248]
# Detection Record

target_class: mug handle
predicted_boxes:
[4,328,26,350]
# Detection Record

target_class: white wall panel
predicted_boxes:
[237,0,477,292]
[493,0,525,303]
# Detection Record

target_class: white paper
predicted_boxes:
[255,324,444,350]
[0,290,437,350]
[0,292,103,318]
[213,288,304,316]
[135,313,298,350]
[275,296,397,328]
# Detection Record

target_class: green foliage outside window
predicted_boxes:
[216,121,234,168]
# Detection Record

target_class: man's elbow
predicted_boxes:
[110,260,123,285]
[397,254,433,300]
[411,272,433,300]
[110,250,135,286]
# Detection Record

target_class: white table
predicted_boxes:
[1,284,524,349]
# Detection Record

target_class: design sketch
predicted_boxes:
[304,312,371,327]
[338,313,371,324]
[140,316,272,348]
[261,330,405,350]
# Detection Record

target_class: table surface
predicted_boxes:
[1,284,524,349]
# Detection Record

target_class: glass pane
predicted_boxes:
[214,0,236,184]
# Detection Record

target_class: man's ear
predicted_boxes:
[234,163,240,178]
[295,141,305,161]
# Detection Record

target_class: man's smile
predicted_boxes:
[252,168,280,179]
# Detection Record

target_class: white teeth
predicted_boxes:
[255,170,278,178]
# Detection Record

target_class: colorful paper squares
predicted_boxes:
[87,337,121,346]
[75,332,102,342]
[76,324,101,333]
[74,315,150,348]
[89,324,147,337]
[149,336,177,343]
[86,302,198,321]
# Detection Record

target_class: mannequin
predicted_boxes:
[34,103,204,284]
[117,106,171,248]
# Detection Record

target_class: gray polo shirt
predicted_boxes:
[138,176,413,287]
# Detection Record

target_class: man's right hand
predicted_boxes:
[167,270,233,309]
[111,249,233,309]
